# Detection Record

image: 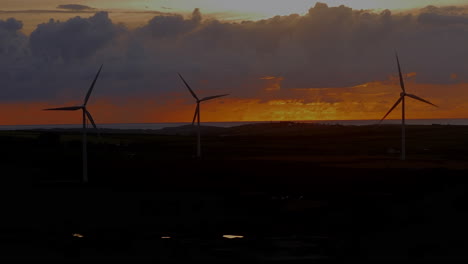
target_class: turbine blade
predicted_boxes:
[192,104,199,126]
[395,53,406,93]
[43,106,82,111]
[85,110,100,137]
[200,94,229,102]
[84,64,103,106]
[406,94,438,107]
[178,73,199,100]
[379,97,403,124]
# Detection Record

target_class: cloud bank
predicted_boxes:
[57,4,95,11]
[1,3,468,106]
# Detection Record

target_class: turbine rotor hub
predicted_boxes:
[400,92,406,97]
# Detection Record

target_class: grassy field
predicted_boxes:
[0,123,468,262]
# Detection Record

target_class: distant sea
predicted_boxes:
[0,119,467,131]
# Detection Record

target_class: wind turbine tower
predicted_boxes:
[379,54,437,160]
[44,65,103,182]
[178,73,229,158]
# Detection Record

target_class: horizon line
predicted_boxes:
[0,118,467,127]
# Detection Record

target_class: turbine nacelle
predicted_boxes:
[380,54,437,125]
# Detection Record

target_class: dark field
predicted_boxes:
[1,122,468,262]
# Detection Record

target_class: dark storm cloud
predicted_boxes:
[0,18,23,32]
[418,12,468,25]
[2,3,468,103]
[135,9,200,38]
[0,18,26,56]
[0,18,28,66]
[57,4,95,11]
[30,12,125,61]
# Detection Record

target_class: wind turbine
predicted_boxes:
[379,54,437,160]
[178,73,229,158]
[44,65,103,183]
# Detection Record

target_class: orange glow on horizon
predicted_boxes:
[2,80,468,126]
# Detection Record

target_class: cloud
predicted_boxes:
[30,12,125,61]
[135,8,200,38]
[418,11,468,25]
[57,4,95,11]
[2,3,468,108]
[0,18,28,68]
[0,10,96,14]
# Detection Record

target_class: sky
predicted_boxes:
[3,0,468,33]
[2,1,468,124]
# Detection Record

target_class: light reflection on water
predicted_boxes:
[223,235,244,239]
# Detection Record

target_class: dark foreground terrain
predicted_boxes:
[1,122,468,262]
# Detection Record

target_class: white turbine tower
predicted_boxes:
[44,65,103,183]
[379,54,437,160]
[178,73,229,158]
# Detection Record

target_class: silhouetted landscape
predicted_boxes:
[1,122,468,262]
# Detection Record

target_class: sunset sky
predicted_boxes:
[2,1,468,124]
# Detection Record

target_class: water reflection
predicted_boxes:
[223,235,244,239]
